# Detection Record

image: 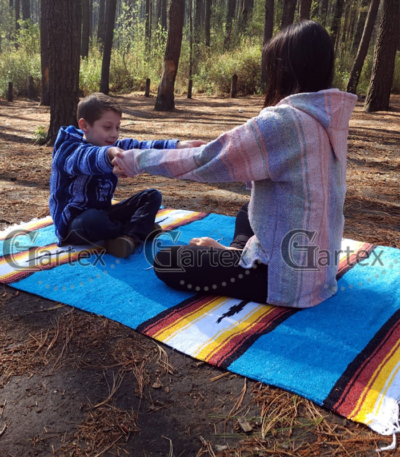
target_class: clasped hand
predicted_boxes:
[110,139,206,178]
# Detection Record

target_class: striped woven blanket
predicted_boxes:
[1,208,399,447]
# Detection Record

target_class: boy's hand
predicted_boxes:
[176,140,206,149]
[107,146,124,162]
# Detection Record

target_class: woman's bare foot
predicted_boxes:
[189,237,241,250]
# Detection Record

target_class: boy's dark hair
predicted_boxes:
[77,92,122,125]
[263,20,334,108]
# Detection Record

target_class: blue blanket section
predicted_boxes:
[229,246,400,404]
[0,224,57,257]
[4,212,400,404]
[10,213,236,329]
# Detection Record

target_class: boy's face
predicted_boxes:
[78,109,121,147]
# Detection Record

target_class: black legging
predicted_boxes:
[154,203,268,303]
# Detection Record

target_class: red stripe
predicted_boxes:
[337,243,374,275]
[208,308,290,366]
[334,319,400,417]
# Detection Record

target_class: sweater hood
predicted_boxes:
[278,89,357,160]
[53,126,84,152]
[59,125,84,141]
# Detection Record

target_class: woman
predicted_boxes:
[113,21,357,308]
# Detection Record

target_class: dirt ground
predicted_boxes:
[0,93,399,457]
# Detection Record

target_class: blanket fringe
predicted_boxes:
[375,409,400,452]
[0,217,46,237]
[377,433,397,452]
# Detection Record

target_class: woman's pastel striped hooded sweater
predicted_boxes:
[115,89,358,308]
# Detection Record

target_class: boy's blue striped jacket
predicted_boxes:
[49,125,178,244]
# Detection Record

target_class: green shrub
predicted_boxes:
[0,49,41,97]
[33,125,47,144]
[80,46,102,94]
[0,20,41,97]
[194,44,262,95]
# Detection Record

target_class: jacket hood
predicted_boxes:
[278,89,357,160]
[62,125,84,140]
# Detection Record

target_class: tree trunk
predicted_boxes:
[154,0,185,111]
[231,73,238,98]
[239,0,253,33]
[364,0,399,111]
[97,0,106,45]
[188,0,193,97]
[205,0,212,47]
[347,0,380,94]
[340,0,350,44]
[330,0,345,47]
[319,0,329,26]
[21,0,30,20]
[145,0,151,42]
[351,0,370,54]
[299,0,312,20]
[224,0,236,50]
[189,0,193,77]
[15,0,20,31]
[100,0,117,94]
[348,2,358,44]
[40,0,50,106]
[145,78,151,97]
[194,0,203,44]
[46,0,82,145]
[161,0,167,30]
[8,82,13,102]
[89,0,93,40]
[281,0,297,29]
[156,0,161,25]
[200,0,206,25]
[261,0,274,88]
[81,0,90,58]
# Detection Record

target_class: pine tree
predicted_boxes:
[154,0,185,111]
[347,0,380,94]
[364,0,400,111]
[46,0,82,145]
[100,0,117,94]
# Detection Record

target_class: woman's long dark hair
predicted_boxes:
[263,21,335,108]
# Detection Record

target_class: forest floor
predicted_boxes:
[0,93,399,457]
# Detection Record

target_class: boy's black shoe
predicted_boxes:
[104,236,135,258]
[147,223,163,240]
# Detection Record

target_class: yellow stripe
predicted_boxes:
[161,212,202,229]
[0,247,101,281]
[153,296,229,341]
[350,341,400,423]
[338,241,365,264]
[196,305,275,361]
[368,358,400,425]
[157,208,174,216]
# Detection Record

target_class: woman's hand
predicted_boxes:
[112,150,132,178]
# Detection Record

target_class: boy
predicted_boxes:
[49,92,203,258]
